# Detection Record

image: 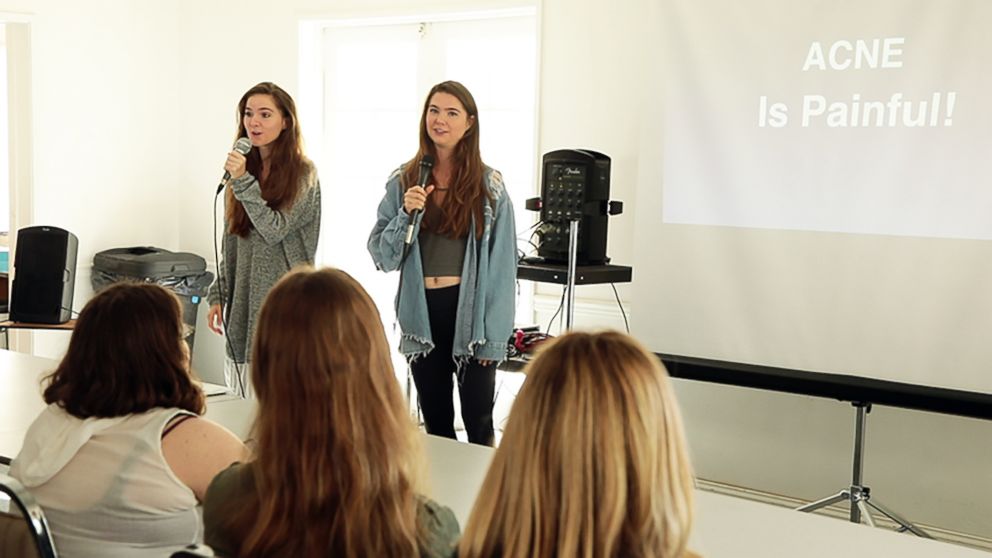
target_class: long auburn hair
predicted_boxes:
[402,80,488,239]
[218,267,426,557]
[226,81,310,237]
[459,331,696,558]
[43,282,205,418]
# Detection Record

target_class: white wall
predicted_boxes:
[2,0,182,357]
[4,0,990,543]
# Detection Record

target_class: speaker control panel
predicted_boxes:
[539,222,586,254]
[542,163,586,221]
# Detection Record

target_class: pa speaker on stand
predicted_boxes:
[10,226,79,324]
[534,149,622,265]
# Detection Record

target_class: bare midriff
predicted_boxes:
[425,276,461,289]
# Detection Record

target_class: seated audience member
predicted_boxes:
[9,283,248,557]
[458,330,700,558]
[202,267,459,557]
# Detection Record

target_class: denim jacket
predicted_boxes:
[368,165,517,363]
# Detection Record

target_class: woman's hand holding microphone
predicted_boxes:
[403,184,435,215]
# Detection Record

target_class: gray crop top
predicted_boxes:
[419,229,467,277]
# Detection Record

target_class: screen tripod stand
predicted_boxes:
[795,401,931,538]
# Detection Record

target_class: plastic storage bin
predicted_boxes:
[91,247,213,357]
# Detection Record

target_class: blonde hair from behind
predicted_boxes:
[459,330,695,558]
[224,266,425,557]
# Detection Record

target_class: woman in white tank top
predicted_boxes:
[10,283,247,558]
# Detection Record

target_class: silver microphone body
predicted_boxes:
[216,137,253,194]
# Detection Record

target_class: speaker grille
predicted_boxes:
[10,226,78,324]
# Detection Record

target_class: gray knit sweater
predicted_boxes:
[207,164,321,363]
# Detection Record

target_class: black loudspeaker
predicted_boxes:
[10,226,79,324]
[537,149,611,264]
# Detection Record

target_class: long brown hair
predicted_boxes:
[459,331,696,558]
[43,282,205,418]
[226,81,310,237]
[220,267,425,557]
[402,80,488,239]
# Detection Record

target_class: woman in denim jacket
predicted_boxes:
[368,81,517,446]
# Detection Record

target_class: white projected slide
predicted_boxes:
[632,0,992,395]
[662,0,992,239]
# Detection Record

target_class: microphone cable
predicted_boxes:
[547,285,567,334]
[610,283,630,333]
[213,184,246,398]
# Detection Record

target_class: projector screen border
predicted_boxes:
[660,353,992,421]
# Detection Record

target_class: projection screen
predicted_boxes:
[631,0,992,395]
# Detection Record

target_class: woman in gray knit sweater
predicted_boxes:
[206,82,321,397]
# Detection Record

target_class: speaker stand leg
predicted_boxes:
[564,219,579,331]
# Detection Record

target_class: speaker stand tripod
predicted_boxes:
[795,401,931,538]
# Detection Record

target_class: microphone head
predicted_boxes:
[234,137,252,155]
[415,154,435,188]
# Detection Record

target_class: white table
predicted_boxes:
[2,350,988,557]
[691,490,990,557]
[395,431,991,557]
[0,350,58,462]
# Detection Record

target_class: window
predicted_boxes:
[301,9,539,370]
[1,23,10,240]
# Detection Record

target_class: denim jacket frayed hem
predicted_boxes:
[368,165,517,365]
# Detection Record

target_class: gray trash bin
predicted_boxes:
[91,247,214,358]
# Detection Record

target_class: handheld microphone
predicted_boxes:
[404,154,435,245]
[216,137,253,194]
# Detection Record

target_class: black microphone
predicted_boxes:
[216,137,253,194]
[404,154,435,245]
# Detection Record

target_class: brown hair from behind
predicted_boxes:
[226,81,311,237]
[43,282,205,419]
[219,266,426,557]
[458,330,696,558]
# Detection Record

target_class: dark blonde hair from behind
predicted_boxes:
[43,282,204,419]
[459,331,695,558]
[219,266,425,557]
